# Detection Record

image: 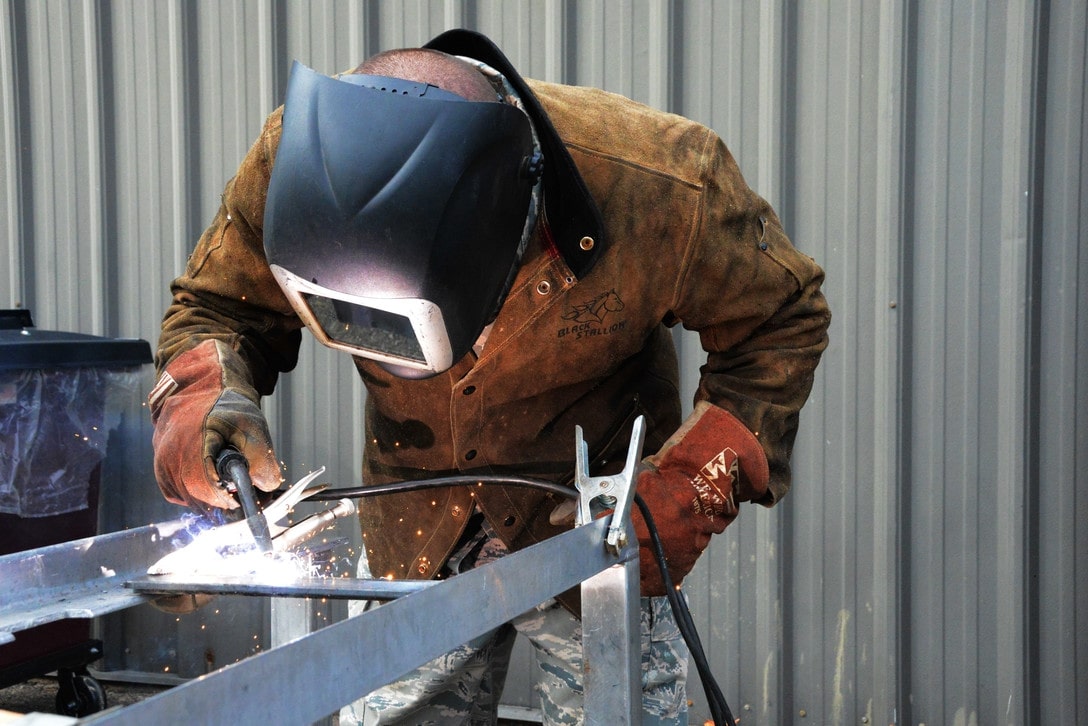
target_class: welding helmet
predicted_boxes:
[265,60,543,378]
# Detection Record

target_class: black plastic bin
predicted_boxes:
[0,309,151,715]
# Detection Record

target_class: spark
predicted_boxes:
[147,515,318,580]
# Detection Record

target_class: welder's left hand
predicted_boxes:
[632,401,770,596]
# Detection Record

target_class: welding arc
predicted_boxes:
[308,475,736,724]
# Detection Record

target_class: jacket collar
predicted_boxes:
[424,29,606,280]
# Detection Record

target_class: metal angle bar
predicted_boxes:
[126,574,435,600]
[84,517,632,725]
[581,542,641,725]
[0,520,188,644]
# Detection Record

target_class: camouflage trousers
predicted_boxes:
[340,527,689,726]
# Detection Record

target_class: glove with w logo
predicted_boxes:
[633,401,770,596]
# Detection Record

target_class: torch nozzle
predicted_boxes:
[274,499,356,553]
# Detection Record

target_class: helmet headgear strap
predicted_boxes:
[458,55,544,270]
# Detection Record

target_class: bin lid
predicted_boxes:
[0,311,152,370]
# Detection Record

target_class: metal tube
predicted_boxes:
[581,526,642,725]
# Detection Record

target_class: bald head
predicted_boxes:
[354,48,499,102]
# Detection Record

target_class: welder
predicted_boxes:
[148,29,830,726]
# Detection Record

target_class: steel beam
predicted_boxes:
[0,520,187,645]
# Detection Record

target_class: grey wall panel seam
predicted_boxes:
[77,0,106,334]
[872,3,910,724]
[179,0,201,275]
[5,0,33,310]
[754,8,786,723]
[896,0,920,717]
[542,0,565,82]
[757,1,783,200]
[646,0,672,113]
[1,0,21,306]
[994,2,1041,722]
[777,4,799,718]
[94,0,120,336]
[1023,0,1052,721]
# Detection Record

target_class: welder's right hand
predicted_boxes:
[149,339,282,512]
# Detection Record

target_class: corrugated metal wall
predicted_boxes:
[2,1,1085,723]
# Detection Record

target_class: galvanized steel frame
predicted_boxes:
[0,516,644,724]
[85,518,639,725]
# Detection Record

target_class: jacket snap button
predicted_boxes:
[452,505,464,517]
[579,236,595,251]
[417,561,430,575]
[465,450,477,461]
[535,280,551,295]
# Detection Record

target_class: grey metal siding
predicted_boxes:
[2,1,1084,723]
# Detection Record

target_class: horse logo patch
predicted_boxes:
[557,289,628,340]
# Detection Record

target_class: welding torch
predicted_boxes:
[215,447,275,553]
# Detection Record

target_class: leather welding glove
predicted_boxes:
[632,401,770,596]
[149,338,282,512]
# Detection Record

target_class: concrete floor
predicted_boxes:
[0,676,537,723]
[0,676,167,720]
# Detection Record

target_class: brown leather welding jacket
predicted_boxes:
[156,78,831,592]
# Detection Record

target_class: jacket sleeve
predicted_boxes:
[671,130,831,504]
[156,107,304,395]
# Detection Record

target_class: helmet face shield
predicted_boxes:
[264,61,542,378]
[270,264,452,373]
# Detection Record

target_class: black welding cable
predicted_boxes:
[309,476,735,724]
[305,474,576,501]
[634,493,736,726]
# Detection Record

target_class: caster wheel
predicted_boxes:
[55,670,108,717]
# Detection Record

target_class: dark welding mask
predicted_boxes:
[265,60,543,378]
